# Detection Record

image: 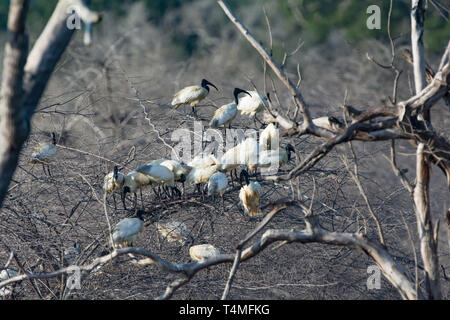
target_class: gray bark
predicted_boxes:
[0,0,30,206]
[0,0,100,208]
[410,0,442,300]
[413,144,442,299]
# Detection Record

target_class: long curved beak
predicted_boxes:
[234,88,251,97]
[205,79,218,91]
[233,88,251,104]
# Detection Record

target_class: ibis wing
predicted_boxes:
[171,86,204,105]
[135,164,153,175]
[211,103,237,127]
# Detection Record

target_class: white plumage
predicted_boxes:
[29,142,56,164]
[136,164,175,188]
[188,151,217,168]
[258,150,288,168]
[172,86,207,108]
[103,166,125,192]
[210,102,237,129]
[186,154,219,185]
[259,123,279,151]
[241,137,259,171]
[0,269,18,297]
[123,171,152,194]
[171,79,218,113]
[189,244,221,261]
[258,144,295,169]
[121,170,153,209]
[28,133,57,174]
[112,212,144,248]
[239,170,262,217]
[237,90,268,117]
[219,137,259,172]
[210,88,250,129]
[150,158,190,182]
[207,172,228,197]
[218,144,242,173]
[312,116,342,131]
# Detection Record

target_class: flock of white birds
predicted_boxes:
[26,79,296,263]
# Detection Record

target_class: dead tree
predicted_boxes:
[1,0,448,301]
[217,0,449,300]
[0,0,101,208]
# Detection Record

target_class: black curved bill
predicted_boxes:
[233,88,251,104]
[202,79,218,91]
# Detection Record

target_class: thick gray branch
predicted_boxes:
[413,143,442,299]
[0,0,100,209]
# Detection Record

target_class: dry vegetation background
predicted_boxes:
[0,0,449,299]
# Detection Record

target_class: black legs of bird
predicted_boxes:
[194,183,207,201]
[209,193,225,212]
[121,192,129,211]
[253,115,265,129]
[171,186,182,198]
[41,164,52,176]
[195,183,202,199]
[112,192,117,210]
[231,168,240,186]
[207,172,228,212]
[29,132,57,177]
[160,185,181,199]
[179,174,186,199]
[122,187,139,211]
[172,78,218,119]
[111,191,126,211]
[104,166,126,211]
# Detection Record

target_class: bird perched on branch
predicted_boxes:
[402,48,435,83]
[171,79,218,115]
[28,132,57,176]
[112,210,144,248]
[189,244,221,261]
[103,165,125,209]
[258,144,295,169]
[239,170,261,217]
[210,88,250,129]
[237,90,268,126]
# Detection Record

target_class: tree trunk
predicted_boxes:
[0,0,30,207]
[410,0,442,300]
[0,0,100,208]
[414,143,441,299]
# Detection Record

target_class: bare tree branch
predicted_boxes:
[413,143,442,299]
